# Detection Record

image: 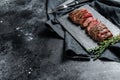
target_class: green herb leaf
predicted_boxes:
[89,35,120,60]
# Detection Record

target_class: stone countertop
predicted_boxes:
[0,0,120,80]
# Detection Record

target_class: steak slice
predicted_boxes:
[83,17,94,27]
[82,13,93,19]
[69,9,89,25]
[87,19,99,32]
[97,30,113,41]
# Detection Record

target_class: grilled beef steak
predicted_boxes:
[69,9,113,42]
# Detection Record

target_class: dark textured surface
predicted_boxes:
[0,0,120,80]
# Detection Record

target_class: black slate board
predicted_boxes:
[58,5,120,51]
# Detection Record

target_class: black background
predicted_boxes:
[0,0,120,80]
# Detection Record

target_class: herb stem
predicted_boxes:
[89,35,120,60]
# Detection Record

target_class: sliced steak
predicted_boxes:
[69,9,113,42]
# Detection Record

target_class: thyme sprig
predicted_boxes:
[89,35,120,60]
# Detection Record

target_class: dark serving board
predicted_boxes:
[57,5,120,51]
